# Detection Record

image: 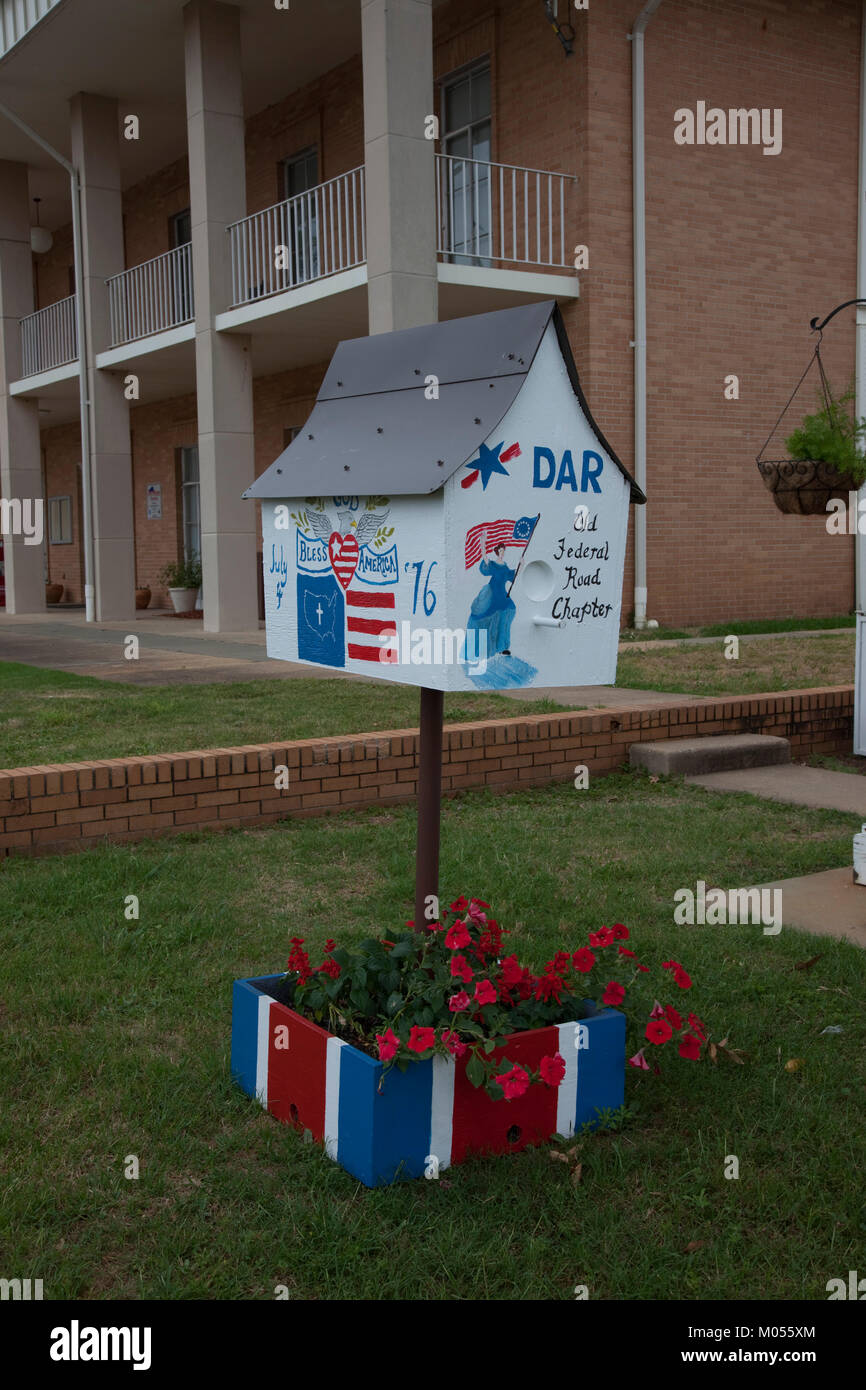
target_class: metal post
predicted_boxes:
[414,686,444,930]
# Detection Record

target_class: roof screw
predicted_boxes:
[377,426,383,433]
[414,368,421,375]
[276,467,282,474]
[474,417,481,424]
[489,382,495,388]
[344,464,350,471]
[518,358,524,365]
[337,380,343,387]
[308,433,314,440]
[437,459,444,467]
[507,353,515,360]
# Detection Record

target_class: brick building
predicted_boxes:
[0,0,862,631]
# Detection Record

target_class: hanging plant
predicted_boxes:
[784,386,866,484]
[756,301,866,515]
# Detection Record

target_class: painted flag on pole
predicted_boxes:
[464,515,538,569]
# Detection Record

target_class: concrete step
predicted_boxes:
[629,733,790,776]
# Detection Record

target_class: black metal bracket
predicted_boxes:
[810,299,866,334]
[542,1,575,56]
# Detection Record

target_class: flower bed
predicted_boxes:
[231,976,626,1186]
[230,896,713,1184]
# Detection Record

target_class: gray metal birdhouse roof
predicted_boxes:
[244,300,644,503]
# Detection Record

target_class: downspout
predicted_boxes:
[629,0,664,629]
[856,0,866,613]
[0,102,95,622]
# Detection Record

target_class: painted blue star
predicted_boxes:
[465,440,509,490]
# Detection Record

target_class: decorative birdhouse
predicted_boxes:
[245,300,644,691]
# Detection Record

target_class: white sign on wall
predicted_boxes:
[146,483,162,520]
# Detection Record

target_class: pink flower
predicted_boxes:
[448,990,470,1013]
[649,999,666,1019]
[441,1029,467,1058]
[573,947,596,974]
[539,1053,566,1087]
[628,1048,650,1070]
[467,901,488,925]
[449,953,474,983]
[664,1004,683,1030]
[602,981,625,1007]
[497,1064,530,1100]
[407,1025,436,1054]
[445,921,471,950]
[376,1027,400,1062]
[474,979,497,1006]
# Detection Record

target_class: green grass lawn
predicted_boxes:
[1,771,863,1300]
[617,632,855,698]
[0,661,565,770]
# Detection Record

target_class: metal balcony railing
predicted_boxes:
[107,243,194,347]
[435,154,575,270]
[19,294,78,377]
[228,166,366,307]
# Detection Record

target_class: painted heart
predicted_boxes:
[328,531,359,591]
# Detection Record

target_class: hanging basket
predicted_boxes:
[755,304,866,517]
[756,457,857,516]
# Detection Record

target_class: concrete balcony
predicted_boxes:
[215,155,579,369]
[18,294,78,378]
[10,296,81,424]
[106,244,194,348]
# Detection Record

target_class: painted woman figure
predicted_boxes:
[466,542,516,658]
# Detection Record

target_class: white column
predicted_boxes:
[70,92,135,621]
[361,0,438,334]
[0,160,45,613]
[184,0,258,632]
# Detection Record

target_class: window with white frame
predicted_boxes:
[179,446,200,563]
[439,60,492,265]
[48,495,73,544]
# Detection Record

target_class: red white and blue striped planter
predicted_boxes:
[231,974,626,1187]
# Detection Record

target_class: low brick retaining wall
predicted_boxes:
[0,686,854,858]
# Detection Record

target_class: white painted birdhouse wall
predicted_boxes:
[442,322,630,691]
[259,321,630,693]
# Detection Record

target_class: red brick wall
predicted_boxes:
[584,0,860,626]
[0,687,853,858]
[122,157,191,270]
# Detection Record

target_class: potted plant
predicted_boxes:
[45,581,64,604]
[135,582,151,610]
[158,555,201,613]
[758,385,866,515]
[231,895,714,1187]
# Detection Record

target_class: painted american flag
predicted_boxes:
[464,515,538,569]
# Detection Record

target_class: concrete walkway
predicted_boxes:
[686,763,866,947]
[686,764,866,816]
[0,610,695,706]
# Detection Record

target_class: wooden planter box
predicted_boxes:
[757,458,856,515]
[231,974,626,1187]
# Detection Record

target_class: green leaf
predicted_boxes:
[482,1038,496,1054]
[418,1007,434,1027]
[465,1052,486,1089]
[385,992,404,1017]
[389,941,413,960]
